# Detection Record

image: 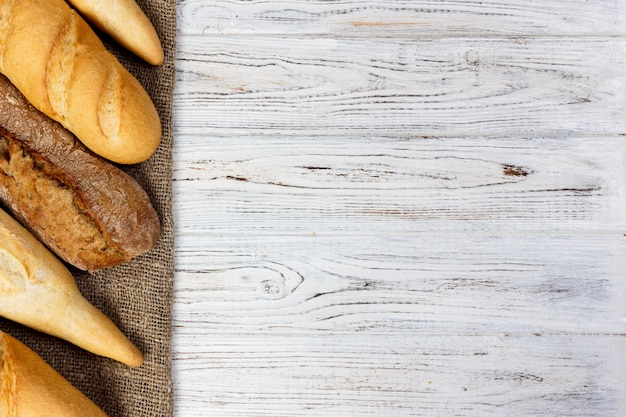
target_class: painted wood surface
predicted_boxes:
[172,1,626,416]
[173,136,626,233]
[175,36,626,136]
[177,0,626,35]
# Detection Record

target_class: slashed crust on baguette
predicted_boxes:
[0,74,160,271]
[0,131,128,269]
[0,0,161,164]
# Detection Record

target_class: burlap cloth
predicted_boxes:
[0,1,177,416]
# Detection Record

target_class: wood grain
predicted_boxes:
[177,0,626,36]
[175,36,626,137]
[174,229,626,334]
[173,134,626,413]
[173,1,626,416]
[174,332,626,416]
[173,135,626,234]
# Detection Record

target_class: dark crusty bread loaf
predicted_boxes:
[0,74,160,271]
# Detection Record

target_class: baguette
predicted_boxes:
[0,330,110,416]
[0,207,143,367]
[0,0,162,164]
[0,74,160,271]
[66,0,164,65]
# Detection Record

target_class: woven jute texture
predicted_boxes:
[0,1,176,416]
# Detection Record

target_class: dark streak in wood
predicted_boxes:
[502,164,530,177]
[495,372,545,383]
[303,166,332,170]
[227,175,249,181]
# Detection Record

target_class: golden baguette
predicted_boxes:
[0,208,143,368]
[66,0,164,65]
[0,0,161,164]
[0,331,110,417]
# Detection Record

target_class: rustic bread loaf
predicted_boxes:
[0,207,144,367]
[0,74,160,271]
[0,0,162,164]
[0,330,111,416]
[66,0,164,65]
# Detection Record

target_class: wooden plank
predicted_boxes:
[173,333,626,416]
[173,231,626,335]
[177,0,626,36]
[175,35,626,137]
[173,135,626,234]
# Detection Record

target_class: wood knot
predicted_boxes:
[465,50,481,66]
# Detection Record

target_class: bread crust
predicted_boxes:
[66,0,164,65]
[0,331,111,416]
[0,207,144,367]
[0,334,16,417]
[0,0,162,164]
[0,74,160,271]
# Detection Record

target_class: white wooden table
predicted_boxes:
[171,1,626,415]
